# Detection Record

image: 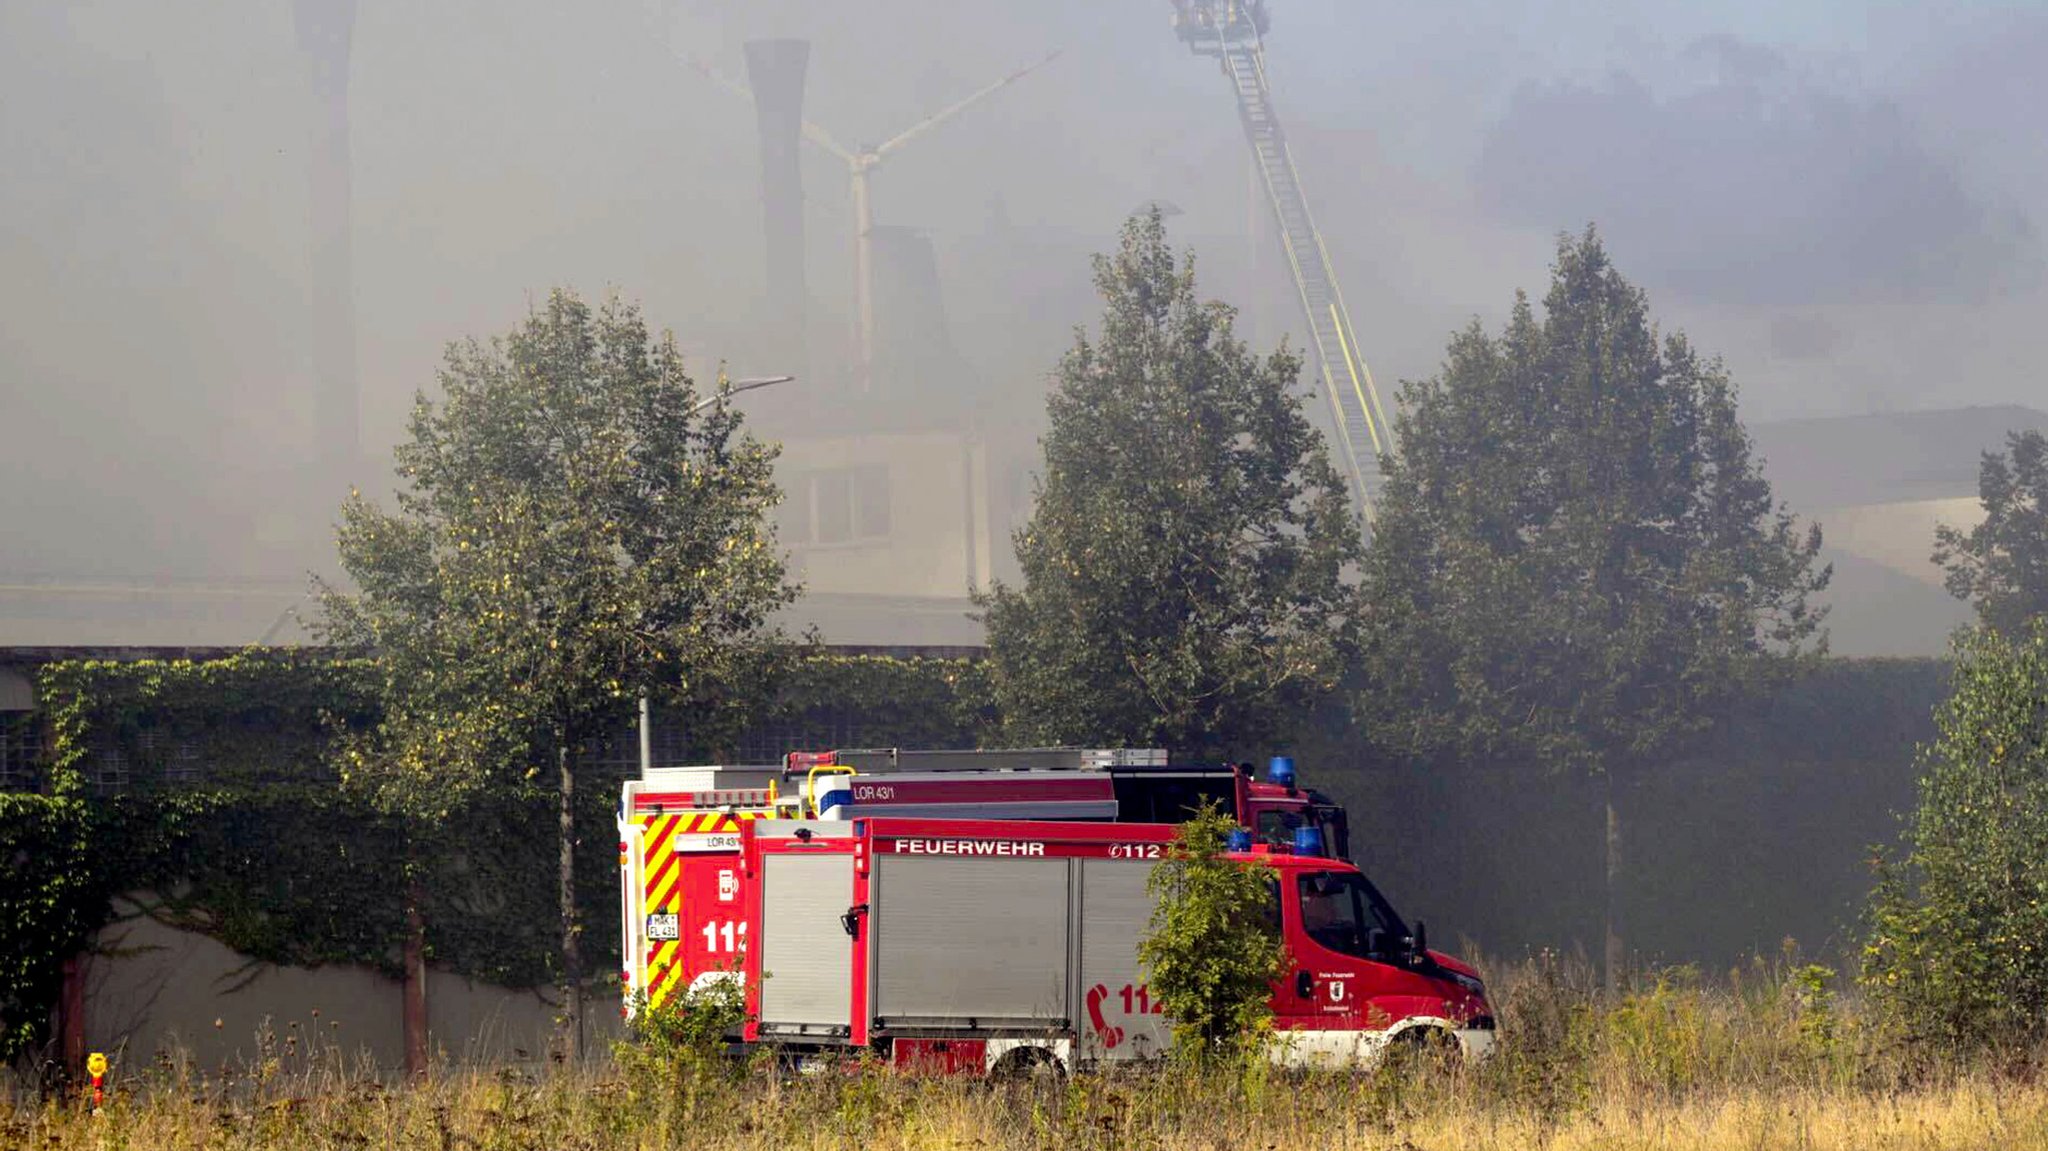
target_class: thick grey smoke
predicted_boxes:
[3,0,2044,648]
[1473,34,2038,308]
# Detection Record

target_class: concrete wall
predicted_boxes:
[83,899,620,1071]
[777,431,994,601]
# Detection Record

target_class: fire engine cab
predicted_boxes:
[739,817,1493,1072]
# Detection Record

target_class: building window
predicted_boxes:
[853,465,891,539]
[779,464,892,546]
[131,728,204,788]
[92,742,128,797]
[0,712,38,793]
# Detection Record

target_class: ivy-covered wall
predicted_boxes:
[2,650,991,1062]
[4,646,1950,1062]
[1,792,96,1061]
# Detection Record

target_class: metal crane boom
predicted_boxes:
[1175,1,1392,520]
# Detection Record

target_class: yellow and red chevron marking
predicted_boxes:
[636,813,682,1009]
[640,812,682,863]
[634,808,770,1009]
[646,939,681,1006]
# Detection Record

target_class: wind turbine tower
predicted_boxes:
[686,47,1060,396]
[294,0,360,486]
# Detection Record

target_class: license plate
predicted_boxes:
[646,913,679,941]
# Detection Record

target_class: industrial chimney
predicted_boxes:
[743,39,811,384]
[294,0,359,489]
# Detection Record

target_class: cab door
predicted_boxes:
[1277,869,1458,1052]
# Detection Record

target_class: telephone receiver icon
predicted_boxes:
[1085,984,1124,1050]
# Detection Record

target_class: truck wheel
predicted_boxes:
[988,1046,1063,1082]
[1381,1027,1461,1076]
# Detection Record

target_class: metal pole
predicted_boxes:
[638,691,652,775]
[684,374,795,417]
[852,162,874,395]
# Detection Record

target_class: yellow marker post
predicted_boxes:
[85,1051,107,1112]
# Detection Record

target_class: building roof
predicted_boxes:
[0,584,986,655]
[0,580,318,649]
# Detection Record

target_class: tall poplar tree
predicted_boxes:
[1357,229,1830,988]
[318,290,795,1055]
[978,211,1364,754]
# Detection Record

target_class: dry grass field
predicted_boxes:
[11,954,2045,1150]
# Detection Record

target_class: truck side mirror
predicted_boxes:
[1409,920,1428,964]
[1365,927,1388,958]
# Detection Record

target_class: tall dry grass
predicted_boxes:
[11,952,2047,1150]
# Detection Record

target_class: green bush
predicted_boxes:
[613,975,750,1129]
[1863,622,2048,1054]
[1138,803,1286,1060]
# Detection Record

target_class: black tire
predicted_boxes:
[1381,1027,1462,1076]
[987,1045,1064,1082]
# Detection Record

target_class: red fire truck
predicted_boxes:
[618,748,1356,1016]
[739,817,1493,1072]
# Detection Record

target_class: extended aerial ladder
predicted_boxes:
[1172,1,1394,520]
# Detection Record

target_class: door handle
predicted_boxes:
[1295,970,1313,998]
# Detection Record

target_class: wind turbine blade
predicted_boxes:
[677,51,755,105]
[871,48,1062,160]
[677,48,856,162]
[800,120,857,163]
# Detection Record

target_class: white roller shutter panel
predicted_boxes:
[872,856,1070,1026]
[756,852,855,1035]
[1079,859,1173,1061]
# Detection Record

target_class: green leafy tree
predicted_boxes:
[1356,229,1830,988]
[1863,621,2048,1051]
[1935,429,2048,634]
[318,289,796,1057]
[978,211,1365,754]
[1139,802,1286,1058]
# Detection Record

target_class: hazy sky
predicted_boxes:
[2,0,2042,588]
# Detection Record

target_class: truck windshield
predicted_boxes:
[1255,808,1307,849]
[1255,806,1349,859]
[1296,871,1410,961]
